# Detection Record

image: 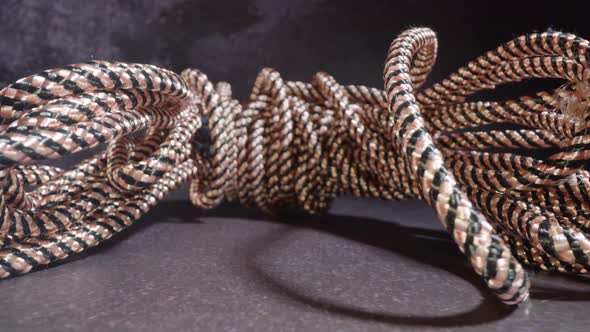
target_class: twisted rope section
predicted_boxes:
[418,31,590,276]
[0,61,200,276]
[183,67,415,213]
[1,28,590,306]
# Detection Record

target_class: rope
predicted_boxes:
[1,27,589,306]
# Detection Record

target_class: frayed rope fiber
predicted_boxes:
[2,27,590,305]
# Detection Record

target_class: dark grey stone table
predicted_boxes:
[1,189,589,331]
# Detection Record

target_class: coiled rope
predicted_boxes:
[1,27,589,305]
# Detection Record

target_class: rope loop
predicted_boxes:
[2,29,590,306]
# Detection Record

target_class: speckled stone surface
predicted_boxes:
[1,193,590,331]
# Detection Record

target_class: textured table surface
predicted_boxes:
[1,191,589,331]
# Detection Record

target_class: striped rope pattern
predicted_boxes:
[1,28,589,306]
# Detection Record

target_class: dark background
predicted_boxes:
[2,1,590,331]
[2,0,590,99]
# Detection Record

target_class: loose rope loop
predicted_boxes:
[1,28,590,306]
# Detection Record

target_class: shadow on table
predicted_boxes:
[44,200,590,328]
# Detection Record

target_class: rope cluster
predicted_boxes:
[1,27,589,306]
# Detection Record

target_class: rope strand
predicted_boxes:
[1,28,590,305]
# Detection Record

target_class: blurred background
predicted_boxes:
[1,0,589,99]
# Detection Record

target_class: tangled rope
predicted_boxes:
[1,27,589,306]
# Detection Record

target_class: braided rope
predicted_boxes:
[1,28,589,305]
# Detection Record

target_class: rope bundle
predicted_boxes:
[1,27,589,305]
